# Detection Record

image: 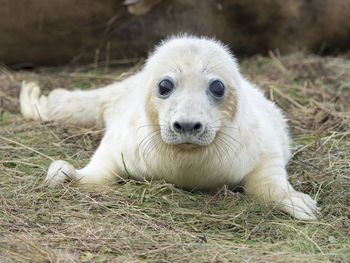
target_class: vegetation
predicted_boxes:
[0,53,349,262]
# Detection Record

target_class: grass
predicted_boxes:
[0,53,349,262]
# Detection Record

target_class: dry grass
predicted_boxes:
[0,53,349,262]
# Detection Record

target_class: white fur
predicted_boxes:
[20,36,318,220]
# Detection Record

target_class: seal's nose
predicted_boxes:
[172,121,204,135]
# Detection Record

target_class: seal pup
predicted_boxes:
[20,36,318,220]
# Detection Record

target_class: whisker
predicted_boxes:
[211,125,238,130]
[214,138,232,163]
[144,135,162,157]
[202,49,217,72]
[215,133,241,162]
[141,132,161,157]
[167,54,182,73]
[138,130,161,156]
[137,124,165,132]
[216,135,238,155]
[208,118,226,125]
[217,131,242,147]
[211,141,224,166]
[206,61,225,72]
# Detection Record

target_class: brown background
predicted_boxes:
[1,0,350,67]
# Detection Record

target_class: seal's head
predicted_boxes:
[144,36,241,149]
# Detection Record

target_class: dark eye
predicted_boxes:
[208,80,225,98]
[158,78,174,97]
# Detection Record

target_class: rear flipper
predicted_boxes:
[20,81,109,126]
[20,82,50,121]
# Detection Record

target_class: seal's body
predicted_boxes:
[20,36,317,220]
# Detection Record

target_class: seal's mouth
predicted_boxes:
[175,135,207,146]
[160,125,216,146]
[176,142,202,150]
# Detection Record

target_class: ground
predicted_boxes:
[0,53,349,262]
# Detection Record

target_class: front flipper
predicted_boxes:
[46,160,78,187]
[45,132,119,187]
[243,160,318,220]
[278,190,318,220]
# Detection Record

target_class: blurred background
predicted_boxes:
[1,0,350,68]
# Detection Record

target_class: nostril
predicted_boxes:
[193,122,203,132]
[173,121,182,132]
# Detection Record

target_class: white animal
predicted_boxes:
[20,36,318,220]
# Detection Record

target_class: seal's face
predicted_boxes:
[145,37,240,149]
[156,75,224,146]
